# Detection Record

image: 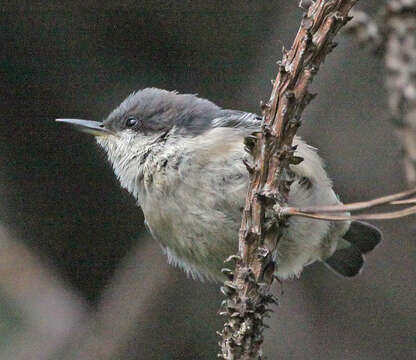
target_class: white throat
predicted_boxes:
[96,131,161,201]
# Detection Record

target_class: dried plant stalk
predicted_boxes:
[345,1,416,186]
[218,1,360,359]
[385,0,416,186]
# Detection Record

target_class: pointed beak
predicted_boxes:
[56,118,114,136]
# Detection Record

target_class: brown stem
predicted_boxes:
[218,1,360,359]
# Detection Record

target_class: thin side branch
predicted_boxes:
[279,185,416,221]
[285,186,416,213]
[283,205,416,221]
[391,198,416,204]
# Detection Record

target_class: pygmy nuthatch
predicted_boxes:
[57,88,381,281]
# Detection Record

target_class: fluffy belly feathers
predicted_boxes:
[141,135,348,281]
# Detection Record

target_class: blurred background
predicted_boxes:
[0,1,415,359]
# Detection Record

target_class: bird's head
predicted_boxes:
[58,87,220,144]
[57,88,221,196]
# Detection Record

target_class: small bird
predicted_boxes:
[57,88,381,281]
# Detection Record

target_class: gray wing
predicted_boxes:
[170,109,261,206]
[211,110,262,131]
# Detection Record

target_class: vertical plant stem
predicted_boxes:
[218,1,360,359]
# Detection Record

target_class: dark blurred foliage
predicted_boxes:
[0,1,415,359]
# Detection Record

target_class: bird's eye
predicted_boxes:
[126,116,139,128]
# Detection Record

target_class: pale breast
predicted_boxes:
[140,132,349,281]
[140,128,249,280]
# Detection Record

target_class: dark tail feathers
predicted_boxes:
[325,221,382,277]
[343,221,382,254]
